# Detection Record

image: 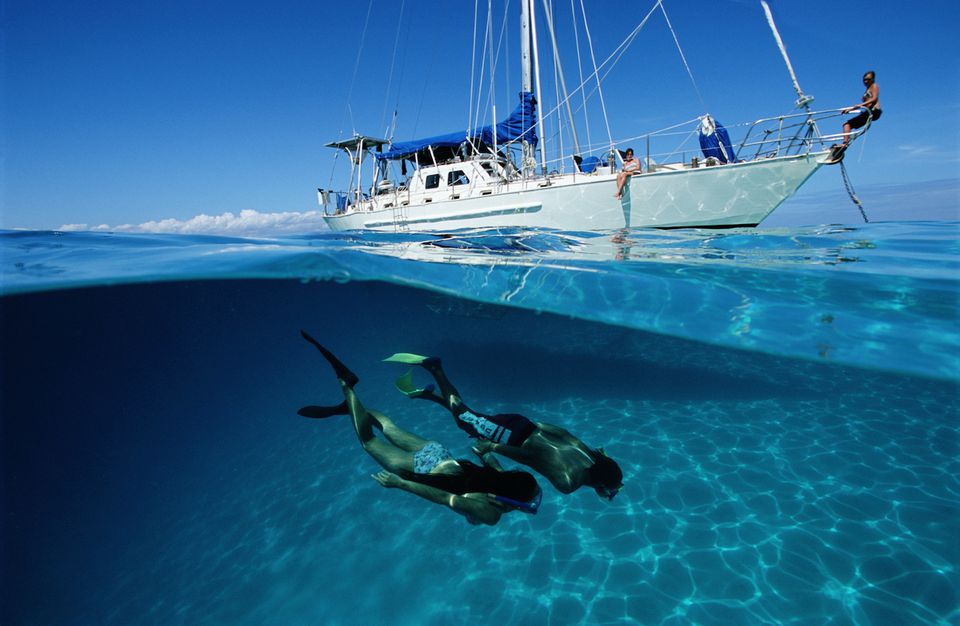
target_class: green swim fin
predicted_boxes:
[394,368,436,398]
[383,352,430,365]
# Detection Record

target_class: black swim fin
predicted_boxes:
[300,330,359,387]
[297,402,349,419]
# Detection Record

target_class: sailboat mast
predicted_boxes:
[528,0,548,176]
[520,0,535,176]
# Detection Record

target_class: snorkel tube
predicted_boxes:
[494,487,543,515]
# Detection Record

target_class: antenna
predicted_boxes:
[760,1,814,111]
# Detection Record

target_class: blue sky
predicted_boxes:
[3,0,958,233]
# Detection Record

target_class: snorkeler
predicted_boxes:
[383,353,624,500]
[297,331,542,526]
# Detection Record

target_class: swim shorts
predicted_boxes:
[847,107,881,130]
[413,441,453,474]
[455,410,537,447]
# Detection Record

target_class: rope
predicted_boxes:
[341,0,375,135]
[542,0,661,139]
[578,0,614,149]
[472,5,491,132]
[839,160,870,223]
[659,1,705,110]
[380,0,406,133]
[468,0,479,134]
[569,0,592,149]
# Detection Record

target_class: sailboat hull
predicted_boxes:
[323,152,827,232]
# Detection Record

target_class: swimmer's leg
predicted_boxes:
[368,408,431,452]
[394,368,442,402]
[301,330,359,387]
[342,382,413,474]
[384,353,466,416]
[298,335,411,472]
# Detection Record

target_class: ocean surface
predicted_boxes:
[1,221,958,625]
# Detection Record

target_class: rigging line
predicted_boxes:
[480,0,510,126]
[502,0,511,107]
[468,0,480,136]
[487,0,498,148]
[578,0,613,149]
[569,0,592,150]
[541,0,661,139]
[340,0,375,135]
[380,0,407,134]
[659,0,705,111]
[541,0,580,157]
[552,1,565,168]
[489,0,497,104]
[472,3,492,133]
[530,0,549,173]
[614,116,704,144]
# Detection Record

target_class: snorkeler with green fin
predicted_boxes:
[384,352,624,501]
[297,331,542,526]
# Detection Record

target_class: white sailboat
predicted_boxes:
[319,1,871,232]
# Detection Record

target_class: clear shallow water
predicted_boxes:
[4,222,958,379]
[1,223,958,625]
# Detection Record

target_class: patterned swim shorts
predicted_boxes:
[413,441,453,474]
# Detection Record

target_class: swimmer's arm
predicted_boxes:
[472,445,504,470]
[372,472,500,525]
[476,440,532,464]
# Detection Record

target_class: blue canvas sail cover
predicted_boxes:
[698,114,737,163]
[377,92,538,162]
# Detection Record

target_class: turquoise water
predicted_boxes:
[2,223,958,625]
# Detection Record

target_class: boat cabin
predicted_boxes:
[319,135,517,215]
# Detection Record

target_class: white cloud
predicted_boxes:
[58,209,330,236]
[897,144,959,161]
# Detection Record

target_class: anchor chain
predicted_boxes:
[839,160,870,223]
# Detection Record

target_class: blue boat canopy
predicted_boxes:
[698,114,737,164]
[377,92,538,162]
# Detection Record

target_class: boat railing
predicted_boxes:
[576,107,871,173]
[735,107,869,161]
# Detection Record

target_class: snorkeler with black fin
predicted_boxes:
[384,353,624,501]
[297,332,542,525]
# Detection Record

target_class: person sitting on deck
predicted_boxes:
[297,332,542,526]
[384,353,625,501]
[614,148,641,200]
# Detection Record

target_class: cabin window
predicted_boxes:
[447,170,469,186]
[480,163,498,177]
[425,174,441,190]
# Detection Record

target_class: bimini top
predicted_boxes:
[377,91,538,162]
[324,135,390,152]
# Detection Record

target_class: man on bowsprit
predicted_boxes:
[838,70,882,154]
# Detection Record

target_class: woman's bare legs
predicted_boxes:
[419,358,470,416]
[367,408,431,452]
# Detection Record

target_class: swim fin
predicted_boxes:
[298,402,349,419]
[383,353,442,372]
[301,330,359,387]
[383,352,430,365]
[394,368,436,399]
